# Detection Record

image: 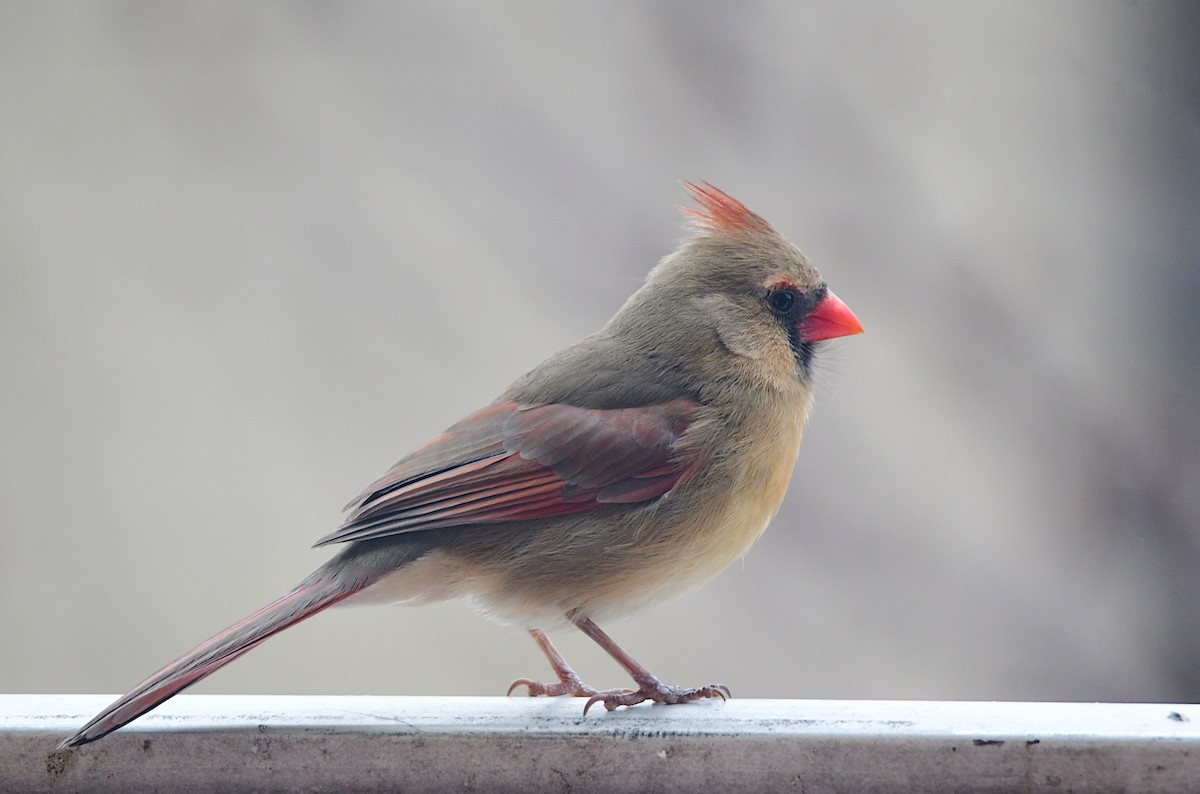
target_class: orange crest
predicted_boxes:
[681,181,773,234]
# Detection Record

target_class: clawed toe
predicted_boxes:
[583,681,730,714]
[506,675,602,699]
[506,676,609,700]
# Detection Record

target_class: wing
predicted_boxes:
[313,398,704,546]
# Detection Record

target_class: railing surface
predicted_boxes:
[4,694,1198,792]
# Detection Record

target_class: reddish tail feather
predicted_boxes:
[60,573,364,748]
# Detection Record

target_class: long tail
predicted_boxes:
[59,539,417,748]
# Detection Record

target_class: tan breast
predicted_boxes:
[672,391,809,587]
[564,385,811,621]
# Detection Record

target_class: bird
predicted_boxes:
[61,181,863,748]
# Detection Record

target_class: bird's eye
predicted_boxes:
[768,289,796,314]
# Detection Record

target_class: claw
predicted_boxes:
[507,678,535,697]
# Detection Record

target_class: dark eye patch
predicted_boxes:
[764,283,825,322]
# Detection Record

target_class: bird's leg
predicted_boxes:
[571,614,730,713]
[507,628,612,698]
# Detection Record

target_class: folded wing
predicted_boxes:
[314,398,703,546]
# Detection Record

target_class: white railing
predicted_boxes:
[7,694,1198,792]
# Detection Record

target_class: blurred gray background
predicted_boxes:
[3,2,1199,705]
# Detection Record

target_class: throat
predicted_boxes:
[786,325,816,380]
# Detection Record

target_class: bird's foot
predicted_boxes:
[507,668,614,699]
[511,626,634,699]
[583,679,730,714]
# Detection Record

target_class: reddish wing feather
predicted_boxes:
[314,399,702,546]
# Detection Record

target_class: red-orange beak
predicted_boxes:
[798,290,864,343]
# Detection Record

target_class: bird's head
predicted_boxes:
[608,182,863,390]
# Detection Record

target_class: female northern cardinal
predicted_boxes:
[62,182,862,747]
